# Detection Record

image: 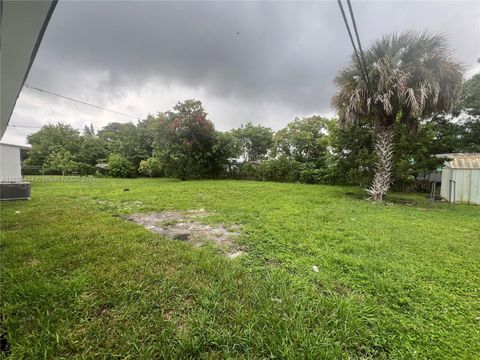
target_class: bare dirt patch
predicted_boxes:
[25,258,40,267]
[124,210,244,259]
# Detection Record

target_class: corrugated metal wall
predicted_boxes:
[441,169,480,204]
[470,170,480,204]
[440,169,451,200]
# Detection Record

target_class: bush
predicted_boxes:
[235,163,258,180]
[138,157,163,177]
[298,162,326,184]
[21,163,42,175]
[76,163,96,176]
[107,154,135,178]
[256,156,302,182]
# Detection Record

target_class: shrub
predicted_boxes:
[43,150,78,176]
[256,156,302,182]
[236,163,258,180]
[138,157,163,177]
[76,163,96,176]
[21,163,42,175]
[107,154,135,178]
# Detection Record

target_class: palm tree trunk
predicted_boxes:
[368,126,394,202]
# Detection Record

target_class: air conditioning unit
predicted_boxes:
[0,182,31,200]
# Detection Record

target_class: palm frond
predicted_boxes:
[332,31,463,128]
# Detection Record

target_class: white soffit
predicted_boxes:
[0,0,57,139]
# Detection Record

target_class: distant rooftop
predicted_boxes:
[436,153,480,170]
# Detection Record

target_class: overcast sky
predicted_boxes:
[3,0,479,145]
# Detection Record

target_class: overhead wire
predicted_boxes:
[346,0,372,93]
[8,84,142,130]
[24,83,141,120]
[337,0,372,95]
[8,124,42,129]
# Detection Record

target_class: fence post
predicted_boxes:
[449,180,456,206]
[430,181,436,205]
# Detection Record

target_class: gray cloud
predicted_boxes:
[4,0,479,145]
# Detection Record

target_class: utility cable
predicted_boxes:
[346,0,372,93]
[24,83,141,119]
[337,0,371,95]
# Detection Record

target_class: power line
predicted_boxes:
[346,0,371,93]
[24,83,141,119]
[8,124,42,129]
[337,0,371,95]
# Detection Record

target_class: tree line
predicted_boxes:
[23,73,478,191]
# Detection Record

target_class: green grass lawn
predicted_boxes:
[1,178,479,359]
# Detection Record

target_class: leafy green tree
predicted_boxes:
[454,75,480,152]
[332,32,463,201]
[256,156,302,183]
[456,73,480,116]
[270,116,333,183]
[154,100,218,179]
[107,153,135,178]
[25,123,83,168]
[136,115,162,160]
[391,121,444,190]
[232,122,273,162]
[273,116,332,164]
[427,106,479,155]
[426,115,464,154]
[83,123,95,136]
[209,131,241,177]
[77,135,108,167]
[460,117,480,152]
[329,119,375,186]
[44,150,78,176]
[98,122,142,167]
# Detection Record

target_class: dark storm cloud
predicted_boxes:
[33,1,347,113]
[4,0,478,144]
[34,1,478,108]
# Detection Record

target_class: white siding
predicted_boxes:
[0,144,22,182]
[440,168,452,200]
[453,170,465,202]
[470,170,480,204]
[441,168,480,205]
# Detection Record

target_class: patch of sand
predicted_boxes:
[124,210,244,259]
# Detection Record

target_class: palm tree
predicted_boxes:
[332,32,463,201]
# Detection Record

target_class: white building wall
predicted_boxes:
[469,170,480,204]
[440,168,452,200]
[0,144,22,182]
[453,170,466,203]
[441,168,480,205]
